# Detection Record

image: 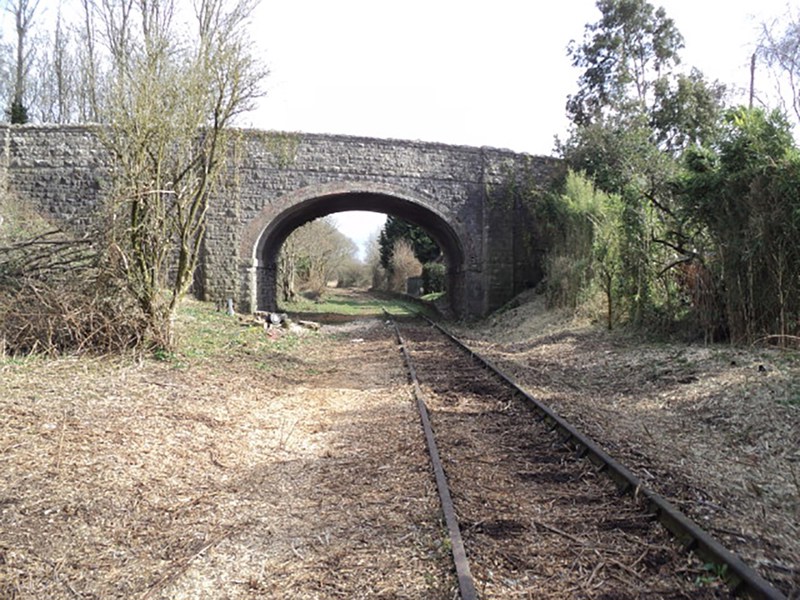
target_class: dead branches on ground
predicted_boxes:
[0,230,147,355]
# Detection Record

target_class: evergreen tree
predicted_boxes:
[9,100,28,124]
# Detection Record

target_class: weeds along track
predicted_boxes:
[391,316,785,600]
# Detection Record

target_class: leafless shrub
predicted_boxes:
[0,230,148,355]
[389,238,422,293]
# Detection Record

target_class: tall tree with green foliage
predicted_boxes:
[566,0,684,126]
[560,0,725,326]
[680,107,800,342]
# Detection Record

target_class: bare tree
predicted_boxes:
[77,0,102,121]
[7,0,40,123]
[759,6,800,128]
[278,234,299,303]
[52,9,74,122]
[29,8,76,123]
[278,218,359,301]
[99,0,266,347]
[364,232,388,290]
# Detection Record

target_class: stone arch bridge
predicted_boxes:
[1,125,562,317]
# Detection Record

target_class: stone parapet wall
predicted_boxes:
[0,125,561,317]
[0,125,108,230]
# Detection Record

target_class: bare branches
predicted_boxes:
[278,218,360,300]
[758,7,800,127]
[0,277,147,355]
[0,228,147,355]
[7,0,41,121]
[97,0,267,348]
[0,229,95,282]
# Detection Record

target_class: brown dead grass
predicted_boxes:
[456,291,800,597]
[0,308,454,599]
[3,288,798,598]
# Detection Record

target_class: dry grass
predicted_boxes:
[4,286,797,598]
[0,299,454,599]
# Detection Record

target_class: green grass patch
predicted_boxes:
[420,291,446,302]
[279,288,435,320]
[282,295,391,316]
[173,298,317,366]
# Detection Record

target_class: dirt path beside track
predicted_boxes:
[0,317,454,599]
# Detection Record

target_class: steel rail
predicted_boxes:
[386,313,479,600]
[420,316,786,600]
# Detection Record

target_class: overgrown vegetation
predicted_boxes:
[278,217,363,303]
[680,108,800,343]
[378,215,439,271]
[388,238,422,293]
[535,171,623,329]
[378,215,443,294]
[422,262,446,296]
[0,195,145,354]
[0,0,266,355]
[531,0,800,344]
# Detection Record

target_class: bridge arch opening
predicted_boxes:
[242,184,467,316]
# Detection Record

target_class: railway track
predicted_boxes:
[389,315,786,600]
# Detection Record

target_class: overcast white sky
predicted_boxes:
[244,2,795,254]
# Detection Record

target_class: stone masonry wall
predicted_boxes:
[206,131,488,313]
[0,125,109,231]
[0,125,562,317]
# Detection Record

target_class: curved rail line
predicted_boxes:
[390,311,786,600]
